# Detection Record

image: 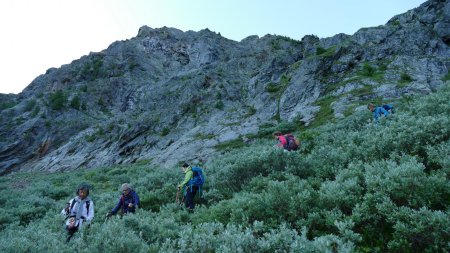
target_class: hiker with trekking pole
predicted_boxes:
[177,162,204,212]
[106,183,140,218]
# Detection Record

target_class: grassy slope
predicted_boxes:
[0,84,449,252]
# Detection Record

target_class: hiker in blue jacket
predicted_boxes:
[107,183,140,217]
[368,103,394,123]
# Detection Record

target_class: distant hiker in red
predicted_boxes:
[273,131,300,151]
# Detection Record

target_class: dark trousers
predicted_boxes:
[66,226,78,242]
[185,186,198,209]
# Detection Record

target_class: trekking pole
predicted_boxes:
[103,212,111,224]
[175,189,180,204]
[176,188,185,207]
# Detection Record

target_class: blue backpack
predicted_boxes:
[382,104,394,112]
[188,167,205,187]
[188,167,205,196]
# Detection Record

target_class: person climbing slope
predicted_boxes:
[61,183,94,242]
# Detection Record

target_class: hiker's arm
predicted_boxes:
[86,201,94,222]
[61,199,72,216]
[381,107,389,117]
[178,170,193,188]
[111,198,122,215]
[373,110,379,122]
[133,192,140,208]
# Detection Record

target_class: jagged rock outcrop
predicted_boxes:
[0,0,449,174]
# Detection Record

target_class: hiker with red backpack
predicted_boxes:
[273,131,300,151]
[107,183,140,218]
[61,183,94,242]
[177,163,204,212]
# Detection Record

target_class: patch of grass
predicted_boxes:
[360,63,376,77]
[70,95,81,110]
[349,85,374,97]
[400,72,413,83]
[271,40,281,50]
[355,63,386,82]
[214,101,224,110]
[397,72,415,88]
[0,101,17,111]
[265,75,290,94]
[324,76,363,95]
[161,127,170,136]
[316,46,336,57]
[265,82,281,93]
[31,106,40,117]
[244,106,257,117]
[85,134,96,142]
[24,99,37,112]
[193,133,216,140]
[291,61,302,70]
[214,138,246,152]
[309,96,337,128]
[441,71,450,81]
[49,90,67,111]
[248,121,299,139]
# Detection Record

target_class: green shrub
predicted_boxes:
[31,105,40,117]
[214,138,246,152]
[400,72,413,83]
[361,63,376,77]
[316,46,336,57]
[160,127,170,136]
[441,71,450,81]
[0,101,16,111]
[69,95,81,110]
[214,100,224,110]
[24,99,36,112]
[49,90,67,110]
[265,82,280,93]
[0,84,449,252]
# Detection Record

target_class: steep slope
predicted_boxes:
[0,80,448,252]
[0,0,449,174]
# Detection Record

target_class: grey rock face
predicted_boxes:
[0,0,449,174]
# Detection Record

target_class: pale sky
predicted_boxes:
[0,0,426,94]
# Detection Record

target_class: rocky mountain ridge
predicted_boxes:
[0,0,449,174]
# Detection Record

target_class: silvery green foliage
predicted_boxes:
[0,85,449,252]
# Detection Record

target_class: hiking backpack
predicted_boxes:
[188,167,205,187]
[69,199,91,217]
[382,104,394,113]
[284,134,300,151]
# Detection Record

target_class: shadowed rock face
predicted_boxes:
[1,0,449,174]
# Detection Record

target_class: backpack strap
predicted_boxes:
[86,200,90,216]
[69,198,91,217]
[69,199,76,213]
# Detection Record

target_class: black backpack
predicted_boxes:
[69,199,91,217]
